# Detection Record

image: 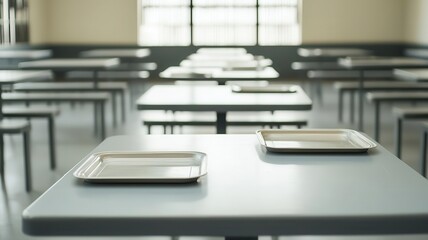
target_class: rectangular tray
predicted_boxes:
[74,151,207,183]
[232,85,298,93]
[256,129,377,153]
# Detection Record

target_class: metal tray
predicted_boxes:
[256,129,377,153]
[74,151,207,183]
[232,85,298,93]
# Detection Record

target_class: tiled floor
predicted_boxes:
[1,80,428,240]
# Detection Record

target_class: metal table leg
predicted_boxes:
[216,112,227,134]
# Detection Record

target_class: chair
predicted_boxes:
[0,120,32,191]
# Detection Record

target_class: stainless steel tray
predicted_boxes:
[232,85,298,93]
[256,129,377,153]
[74,151,207,183]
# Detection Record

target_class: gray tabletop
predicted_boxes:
[0,70,52,84]
[394,68,428,82]
[79,49,150,58]
[298,48,371,57]
[0,49,52,59]
[338,57,428,69]
[22,134,428,236]
[18,58,120,71]
[159,66,279,81]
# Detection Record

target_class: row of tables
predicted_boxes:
[295,48,428,131]
[14,47,428,239]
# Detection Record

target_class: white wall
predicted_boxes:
[301,0,404,44]
[404,0,428,45]
[30,0,138,45]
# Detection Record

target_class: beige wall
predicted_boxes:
[404,0,428,45]
[29,0,410,45]
[29,0,138,45]
[301,0,404,44]
[28,0,49,44]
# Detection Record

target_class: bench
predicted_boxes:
[335,81,428,124]
[3,106,60,170]
[393,107,428,159]
[66,70,150,104]
[3,92,110,140]
[13,81,127,125]
[142,112,308,134]
[366,91,428,145]
[0,120,31,191]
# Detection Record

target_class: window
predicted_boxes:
[0,0,29,44]
[138,0,300,46]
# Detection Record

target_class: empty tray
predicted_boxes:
[232,85,298,93]
[256,129,377,153]
[74,151,207,183]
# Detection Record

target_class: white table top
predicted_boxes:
[0,70,52,84]
[0,49,52,59]
[394,68,428,82]
[79,49,150,58]
[196,47,247,55]
[137,85,311,112]
[159,66,279,80]
[298,48,371,57]
[180,58,273,70]
[338,57,428,69]
[22,134,428,236]
[188,53,255,61]
[18,58,120,70]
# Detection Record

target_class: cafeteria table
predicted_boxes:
[18,58,121,128]
[22,134,428,238]
[0,70,53,118]
[0,49,52,59]
[297,48,371,58]
[137,85,311,134]
[159,66,279,85]
[394,68,428,82]
[18,58,120,86]
[180,58,272,69]
[196,47,247,54]
[338,57,428,131]
[79,48,150,60]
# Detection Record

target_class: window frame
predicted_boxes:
[138,0,300,46]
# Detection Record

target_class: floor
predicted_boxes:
[1,79,428,240]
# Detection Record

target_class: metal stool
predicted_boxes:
[0,120,32,191]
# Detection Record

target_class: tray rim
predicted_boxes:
[256,129,377,153]
[73,150,208,182]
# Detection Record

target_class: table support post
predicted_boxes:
[216,112,227,134]
[0,85,3,120]
[358,70,364,131]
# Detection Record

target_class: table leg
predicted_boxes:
[374,101,380,142]
[358,70,364,131]
[0,85,3,120]
[420,129,427,177]
[216,112,227,134]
